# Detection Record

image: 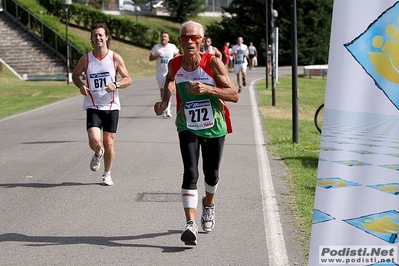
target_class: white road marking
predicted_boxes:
[249,78,290,265]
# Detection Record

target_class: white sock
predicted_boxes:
[103,171,111,176]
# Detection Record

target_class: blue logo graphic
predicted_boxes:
[345,2,399,110]
[368,183,399,195]
[317,177,360,189]
[344,210,399,244]
[312,209,335,224]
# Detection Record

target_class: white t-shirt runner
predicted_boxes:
[150,43,179,88]
[231,44,248,65]
[151,43,179,74]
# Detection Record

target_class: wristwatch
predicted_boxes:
[114,82,120,89]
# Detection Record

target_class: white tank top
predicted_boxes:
[201,45,215,54]
[83,50,120,110]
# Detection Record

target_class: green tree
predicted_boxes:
[204,0,267,64]
[205,0,333,66]
[275,0,333,65]
[166,0,207,22]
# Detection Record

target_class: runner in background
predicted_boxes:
[222,41,230,71]
[248,42,258,70]
[201,37,222,58]
[149,30,180,117]
[230,36,249,93]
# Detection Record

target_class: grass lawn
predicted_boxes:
[0,67,80,118]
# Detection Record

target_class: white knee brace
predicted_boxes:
[205,182,218,194]
[181,189,198,209]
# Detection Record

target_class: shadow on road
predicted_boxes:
[0,230,190,252]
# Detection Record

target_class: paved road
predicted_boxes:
[0,66,306,265]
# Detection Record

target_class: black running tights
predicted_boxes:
[178,130,225,190]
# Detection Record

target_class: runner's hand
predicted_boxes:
[154,101,167,116]
[79,85,89,96]
[187,81,208,95]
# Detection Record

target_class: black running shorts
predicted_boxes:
[86,109,119,133]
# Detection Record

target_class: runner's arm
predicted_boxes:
[114,53,132,89]
[154,61,175,115]
[213,47,222,59]
[72,55,89,95]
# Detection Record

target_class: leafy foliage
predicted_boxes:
[276,0,333,65]
[205,0,333,66]
[166,0,207,22]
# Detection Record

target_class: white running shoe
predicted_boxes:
[201,196,215,232]
[180,220,198,245]
[102,174,113,186]
[90,147,104,171]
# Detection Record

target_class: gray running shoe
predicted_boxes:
[201,196,215,232]
[90,147,104,171]
[180,220,198,245]
[102,173,113,186]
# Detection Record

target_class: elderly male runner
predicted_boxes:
[154,21,239,245]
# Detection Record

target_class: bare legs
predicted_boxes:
[87,127,115,172]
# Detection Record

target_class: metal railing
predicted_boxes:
[3,0,83,71]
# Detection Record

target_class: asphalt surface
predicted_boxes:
[0,66,307,266]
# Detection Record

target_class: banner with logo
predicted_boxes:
[308,1,399,265]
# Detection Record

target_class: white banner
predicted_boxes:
[308,1,399,265]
